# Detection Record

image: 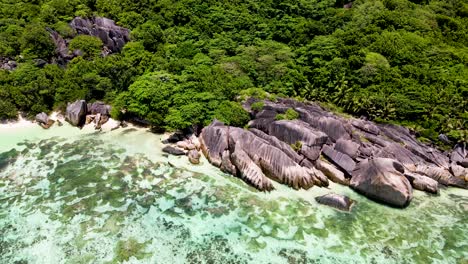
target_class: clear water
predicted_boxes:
[0,123,467,264]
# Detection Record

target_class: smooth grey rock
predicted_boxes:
[65,100,87,127]
[35,112,49,125]
[188,150,201,164]
[200,120,229,167]
[322,145,356,175]
[334,139,360,159]
[350,158,413,207]
[315,193,355,211]
[404,172,439,194]
[414,164,466,188]
[450,143,467,164]
[162,146,185,156]
[315,159,349,185]
[88,101,111,116]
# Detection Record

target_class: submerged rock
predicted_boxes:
[66,100,87,127]
[350,158,413,207]
[162,146,185,156]
[315,193,355,212]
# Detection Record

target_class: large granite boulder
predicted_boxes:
[35,112,55,129]
[65,100,87,127]
[350,158,413,207]
[322,145,356,175]
[315,193,355,212]
[35,112,49,125]
[88,101,111,116]
[404,172,439,194]
[315,159,349,185]
[200,121,329,191]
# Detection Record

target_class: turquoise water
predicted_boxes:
[0,123,467,264]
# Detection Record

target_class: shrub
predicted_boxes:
[69,35,103,58]
[251,101,264,111]
[276,108,299,120]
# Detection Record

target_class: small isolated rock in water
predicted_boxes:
[188,149,201,164]
[57,120,63,126]
[350,158,413,207]
[315,193,355,212]
[66,100,87,127]
[162,146,185,156]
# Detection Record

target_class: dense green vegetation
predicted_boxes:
[0,0,467,142]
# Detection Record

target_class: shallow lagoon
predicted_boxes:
[0,123,467,263]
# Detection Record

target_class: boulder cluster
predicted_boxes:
[49,16,130,64]
[65,100,117,130]
[36,100,119,130]
[0,57,17,71]
[162,133,202,165]
[197,98,467,208]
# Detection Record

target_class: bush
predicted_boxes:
[69,35,103,59]
[211,101,250,127]
[251,101,264,111]
[276,108,299,120]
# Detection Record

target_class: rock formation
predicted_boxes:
[197,98,466,207]
[70,17,130,54]
[47,17,130,65]
[199,120,329,191]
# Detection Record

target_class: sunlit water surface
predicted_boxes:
[0,123,466,264]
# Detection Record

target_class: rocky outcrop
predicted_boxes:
[0,57,17,71]
[197,98,465,207]
[315,193,355,211]
[243,98,466,191]
[70,17,130,54]
[47,17,131,65]
[65,100,87,127]
[350,158,413,207]
[200,121,329,191]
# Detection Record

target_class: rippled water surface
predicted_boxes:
[0,123,467,263]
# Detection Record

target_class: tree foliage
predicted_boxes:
[0,0,466,142]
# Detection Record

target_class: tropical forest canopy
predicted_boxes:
[0,0,467,143]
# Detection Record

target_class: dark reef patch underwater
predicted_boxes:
[0,125,467,264]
